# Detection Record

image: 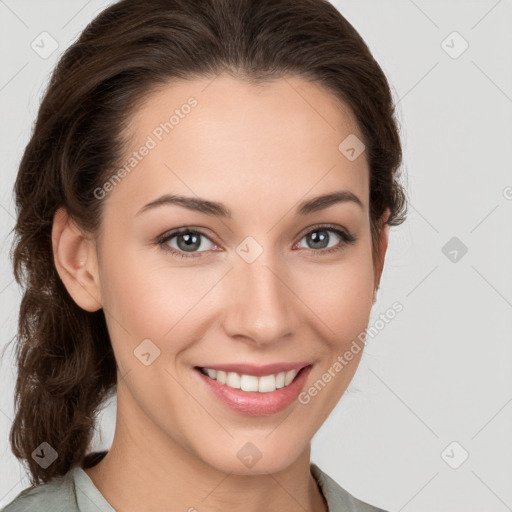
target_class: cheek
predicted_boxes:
[98,246,223,351]
[324,269,373,327]
[294,250,375,342]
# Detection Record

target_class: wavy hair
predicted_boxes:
[5,0,407,486]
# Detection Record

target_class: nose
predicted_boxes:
[221,249,297,347]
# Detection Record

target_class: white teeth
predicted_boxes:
[200,367,301,392]
[240,374,259,392]
[258,374,276,393]
[285,369,298,386]
[226,371,241,389]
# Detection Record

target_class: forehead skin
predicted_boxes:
[99,73,369,240]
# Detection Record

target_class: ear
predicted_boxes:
[51,207,102,312]
[373,208,391,301]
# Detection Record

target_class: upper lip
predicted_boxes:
[196,362,311,377]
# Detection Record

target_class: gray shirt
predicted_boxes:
[1,463,387,511]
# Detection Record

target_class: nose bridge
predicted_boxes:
[223,238,294,344]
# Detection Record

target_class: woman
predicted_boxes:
[2,0,407,510]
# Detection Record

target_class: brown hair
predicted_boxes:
[6,0,407,486]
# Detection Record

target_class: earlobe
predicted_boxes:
[52,207,102,312]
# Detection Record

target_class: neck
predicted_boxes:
[84,386,328,512]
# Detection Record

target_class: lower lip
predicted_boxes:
[194,365,313,416]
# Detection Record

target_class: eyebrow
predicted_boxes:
[136,190,363,218]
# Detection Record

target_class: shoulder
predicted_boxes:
[1,471,78,512]
[311,463,389,512]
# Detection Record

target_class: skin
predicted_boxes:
[52,73,389,512]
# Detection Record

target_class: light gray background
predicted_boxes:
[1,1,511,511]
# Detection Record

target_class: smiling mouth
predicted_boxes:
[195,365,310,393]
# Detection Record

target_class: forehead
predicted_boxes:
[105,73,369,219]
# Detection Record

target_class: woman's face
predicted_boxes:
[81,74,388,474]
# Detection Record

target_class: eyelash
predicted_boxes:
[156,224,357,260]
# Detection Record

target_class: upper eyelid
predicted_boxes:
[297,224,349,238]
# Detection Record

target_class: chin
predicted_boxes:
[196,435,309,476]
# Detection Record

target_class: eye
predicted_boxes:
[295,224,357,256]
[156,224,357,260]
[157,228,215,259]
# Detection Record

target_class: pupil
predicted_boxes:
[309,231,328,249]
[178,233,200,252]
